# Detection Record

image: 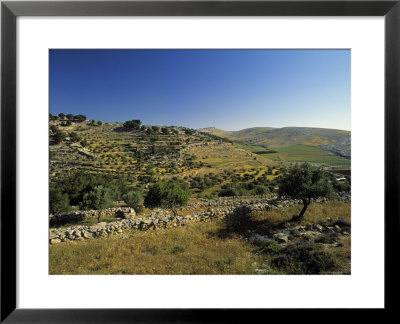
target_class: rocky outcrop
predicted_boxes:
[249,219,350,249]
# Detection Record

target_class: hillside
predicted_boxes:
[49,119,280,202]
[200,126,351,158]
[50,120,351,201]
[49,117,351,275]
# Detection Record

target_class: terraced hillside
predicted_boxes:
[49,118,351,276]
[49,119,279,199]
[200,126,351,159]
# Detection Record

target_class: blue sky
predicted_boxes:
[50,49,350,131]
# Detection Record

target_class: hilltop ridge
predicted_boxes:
[200,126,351,158]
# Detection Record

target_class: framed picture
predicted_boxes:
[1,0,398,321]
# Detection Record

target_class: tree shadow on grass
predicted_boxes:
[210,206,299,240]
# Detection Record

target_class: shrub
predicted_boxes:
[264,241,282,254]
[53,129,66,144]
[271,242,337,274]
[315,232,339,244]
[123,120,141,130]
[69,132,81,143]
[74,114,87,122]
[254,185,269,196]
[80,139,88,147]
[49,187,71,214]
[144,181,191,216]
[79,185,114,210]
[123,189,144,214]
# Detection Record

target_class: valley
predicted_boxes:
[49,115,351,275]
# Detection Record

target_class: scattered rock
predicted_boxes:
[249,234,272,246]
[314,224,324,232]
[334,225,342,233]
[333,219,350,229]
[326,227,336,234]
[49,197,351,245]
[273,233,289,244]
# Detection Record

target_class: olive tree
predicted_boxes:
[123,119,142,130]
[49,187,71,214]
[278,163,333,220]
[123,189,144,214]
[79,185,114,211]
[144,182,190,216]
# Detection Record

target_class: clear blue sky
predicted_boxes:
[50,49,350,131]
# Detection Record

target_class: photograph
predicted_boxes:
[48,49,351,275]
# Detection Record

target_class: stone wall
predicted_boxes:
[49,207,228,244]
[176,192,350,212]
[49,207,135,227]
[49,194,350,245]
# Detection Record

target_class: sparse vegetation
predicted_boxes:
[49,116,350,275]
[49,201,350,274]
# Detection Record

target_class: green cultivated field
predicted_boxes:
[260,145,351,168]
[233,143,269,153]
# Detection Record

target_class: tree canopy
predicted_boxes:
[123,189,144,214]
[69,132,81,143]
[49,187,71,214]
[278,163,333,220]
[123,120,142,130]
[74,114,87,122]
[50,126,66,144]
[144,182,191,216]
[79,185,114,210]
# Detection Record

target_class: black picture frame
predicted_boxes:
[1,0,399,322]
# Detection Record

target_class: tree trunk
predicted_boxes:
[298,203,309,219]
[293,201,309,221]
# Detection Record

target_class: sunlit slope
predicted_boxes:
[202,126,349,146]
[201,126,351,158]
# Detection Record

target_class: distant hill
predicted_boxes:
[199,127,233,138]
[200,126,351,158]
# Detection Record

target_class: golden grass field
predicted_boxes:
[50,201,351,275]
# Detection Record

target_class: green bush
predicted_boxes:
[264,241,282,254]
[123,120,141,130]
[123,189,144,214]
[271,242,337,274]
[50,126,66,144]
[80,138,88,147]
[315,232,339,244]
[49,170,131,211]
[49,187,71,214]
[69,132,81,143]
[144,181,191,216]
[79,185,114,210]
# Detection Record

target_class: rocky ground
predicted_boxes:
[49,194,351,245]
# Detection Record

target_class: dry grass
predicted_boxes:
[256,200,351,228]
[50,201,351,275]
[50,221,257,275]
